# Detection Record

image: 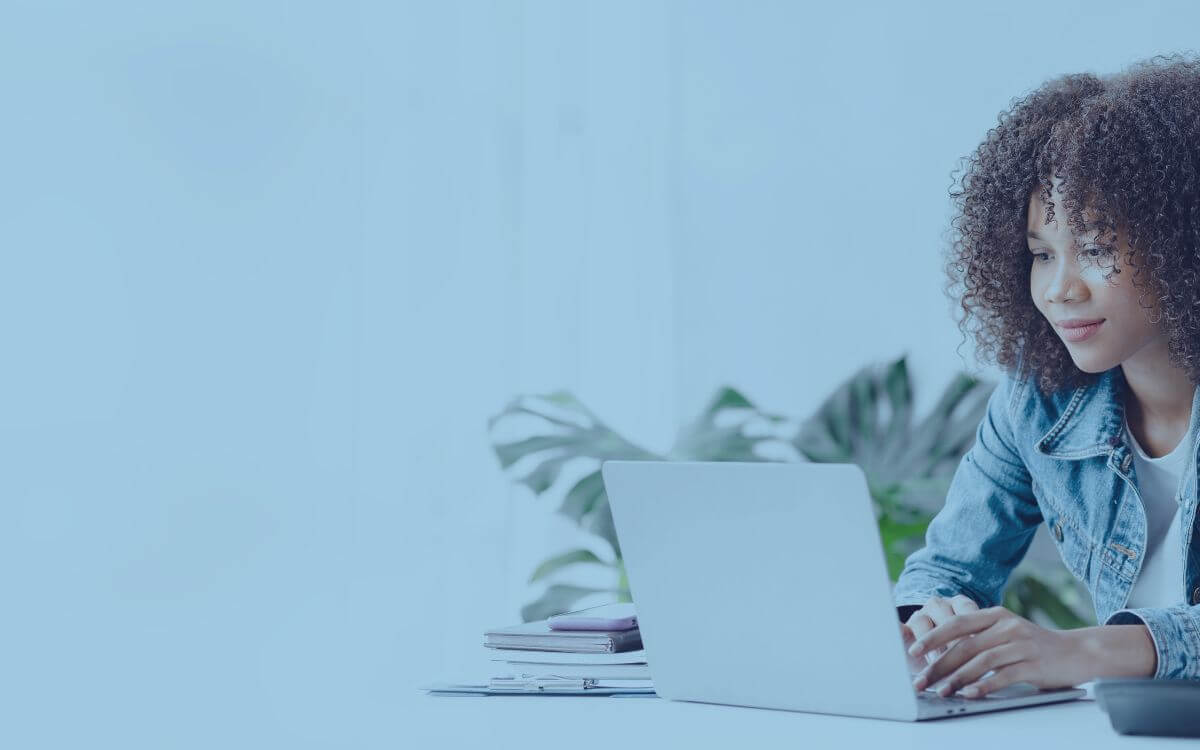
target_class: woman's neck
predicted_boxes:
[1120,337,1196,457]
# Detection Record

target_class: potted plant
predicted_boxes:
[489,355,1091,628]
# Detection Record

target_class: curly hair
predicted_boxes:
[945,53,1200,395]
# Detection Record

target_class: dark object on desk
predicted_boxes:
[1094,678,1200,737]
[484,618,643,653]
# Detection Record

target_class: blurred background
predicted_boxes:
[5,0,1199,746]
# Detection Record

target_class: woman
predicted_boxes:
[894,54,1200,699]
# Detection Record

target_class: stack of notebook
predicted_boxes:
[484,616,643,652]
[478,603,653,695]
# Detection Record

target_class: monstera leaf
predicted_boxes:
[488,391,657,492]
[489,391,656,564]
[667,386,792,461]
[793,358,992,505]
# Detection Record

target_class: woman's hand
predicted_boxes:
[898,595,980,677]
[907,605,1157,698]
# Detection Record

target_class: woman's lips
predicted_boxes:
[1059,319,1105,342]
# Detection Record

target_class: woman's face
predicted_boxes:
[1027,181,1164,374]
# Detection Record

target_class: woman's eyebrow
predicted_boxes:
[1027,225,1101,240]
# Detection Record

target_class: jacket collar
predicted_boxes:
[1034,366,1200,462]
[1034,367,1128,459]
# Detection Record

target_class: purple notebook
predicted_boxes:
[548,603,638,631]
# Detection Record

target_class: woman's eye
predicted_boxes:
[1032,252,1051,262]
[1079,247,1115,264]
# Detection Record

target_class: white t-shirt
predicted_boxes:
[1123,409,1194,609]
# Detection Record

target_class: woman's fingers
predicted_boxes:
[960,662,1033,698]
[903,604,1070,699]
[941,595,981,653]
[918,637,1026,694]
[912,619,1009,691]
[906,596,953,639]
[923,596,956,624]
[936,642,1027,696]
[899,622,937,676]
[905,595,979,662]
[909,606,1006,660]
[949,594,979,615]
[906,612,937,640]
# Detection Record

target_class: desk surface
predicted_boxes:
[406,691,1175,748]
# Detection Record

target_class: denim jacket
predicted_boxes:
[894,364,1200,680]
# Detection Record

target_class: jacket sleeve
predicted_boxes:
[1104,605,1200,678]
[893,372,1045,609]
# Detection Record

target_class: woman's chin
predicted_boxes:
[1069,353,1116,374]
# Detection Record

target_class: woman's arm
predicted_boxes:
[894,372,1045,610]
[1105,605,1200,679]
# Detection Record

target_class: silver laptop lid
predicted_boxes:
[601,460,919,720]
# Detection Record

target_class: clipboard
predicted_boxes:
[422,676,656,696]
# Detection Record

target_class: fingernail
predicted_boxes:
[963,687,980,698]
[908,642,922,656]
[938,683,952,696]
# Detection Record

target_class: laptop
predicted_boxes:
[600,460,1086,721]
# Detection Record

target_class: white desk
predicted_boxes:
[406,691,1175,748]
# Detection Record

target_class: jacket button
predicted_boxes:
[1053,521,1064,542]
[1192,587,1200,606]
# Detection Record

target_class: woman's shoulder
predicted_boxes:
[991,366,1076,427]
[996,365,1115,451]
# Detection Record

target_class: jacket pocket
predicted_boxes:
[1031,478,1093,582]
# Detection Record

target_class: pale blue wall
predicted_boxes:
[5,1,1199,746]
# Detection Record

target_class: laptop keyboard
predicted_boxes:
[918,683,1040,705]
[919,691,1002,706]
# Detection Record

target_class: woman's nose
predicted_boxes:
[1044,262,1086,304]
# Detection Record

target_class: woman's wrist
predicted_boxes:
[1073,624,1157,680]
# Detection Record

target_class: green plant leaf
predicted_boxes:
[893,373,990,480]
[703,386,755,412]
[520,584,617,623]
[529,548,610,582]
[881,476,954,517]
[669,385,790,461]
[516,452,575,495]
[931,385,992,469]
[615,558,630,601]
[795,364,862,462]
[558,471,605,523]
[877,512,932,580]
[851,372,880,457]
[488,391,597,432]
[584,494,621,558]
[877,358,915,466]
[1004,573,1090,629]
[489,391,659,498]
[493,435,574,470]
[793,356,994,505]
